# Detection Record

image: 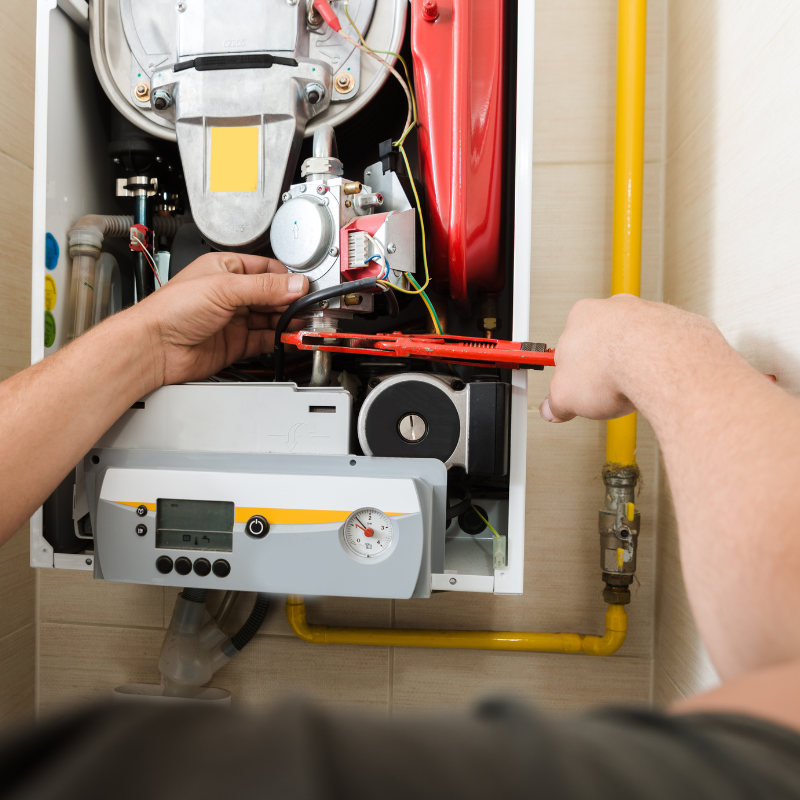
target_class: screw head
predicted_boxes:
[86,558,93,566]
[449,577,457,585]
[334,72,355,94]
[177,1,186,10]
[282,191,292,202]
[134,82,150,101]
[329,246,339,257]
[386,242,397,254]
[113,158,120,164]
[299,184,307,193]
[316,184,328,195]
[319,299,329,309]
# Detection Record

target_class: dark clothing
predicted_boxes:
[2,698,800,798]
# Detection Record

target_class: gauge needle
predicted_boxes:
[354,519,374,538]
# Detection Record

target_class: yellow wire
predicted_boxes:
[471,506,500,539]
[340,0,428,296]
[343,0,417,144]
[377,145,431,296]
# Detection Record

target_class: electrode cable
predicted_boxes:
[273,277,379,382]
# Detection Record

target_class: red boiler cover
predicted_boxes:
[411,0,507,302]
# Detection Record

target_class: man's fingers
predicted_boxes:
[234,254,289,276]
[211,272,308,312]
[539,396,576,424]
[241,328,277,360]
[247,313,304,330]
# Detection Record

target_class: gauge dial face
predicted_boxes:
[343,508,394,558]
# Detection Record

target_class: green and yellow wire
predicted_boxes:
[342,0,431,297]
[471,506,500,539]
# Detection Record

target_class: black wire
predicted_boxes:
[273,277,378,382]
[230,593,270,652]
[382,286,400,318]
[445,491,473,522]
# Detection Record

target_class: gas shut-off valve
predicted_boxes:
[598,467,640,605]
[270,125,416,319]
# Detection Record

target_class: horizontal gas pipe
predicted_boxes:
[286,597,627,657]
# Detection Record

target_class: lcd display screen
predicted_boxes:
[156,499,234,552]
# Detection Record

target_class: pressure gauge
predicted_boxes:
[342,508,394,558]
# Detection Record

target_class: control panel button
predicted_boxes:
[136,524,147,536]
[175,557,192,576]
[245,515,269,538]
[212,559,231,578]
[155,556,173,574]
[136,505,148,517]
[193,558,211,577]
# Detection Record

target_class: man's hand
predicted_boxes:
[133,252,308,388]
[539,294,726,424]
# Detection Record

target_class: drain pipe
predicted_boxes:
[159,590,270,698]
[67,214,187,339]
[601,0,647,606]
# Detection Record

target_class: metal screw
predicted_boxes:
[316,184,328,195]
[365,170,371,177]
[343,293,363,306]
[155,156,163,163]
[177,1,186,10]
[113,158,120,164]
[368,377,381,389]
[319,299,329,309]
[134,82,150,101]
[86,558,93,566]
[387,242,397,254]
[299,184,307,193]
[398,413,427,442]
[304,82,326,105]
[345,199,352,208]
[449,577,457,585]
[282,191,292,202]
[329,246,339,257]
[334,72,355,94]
[152,89,173,111]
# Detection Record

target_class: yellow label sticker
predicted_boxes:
[210,126,258,192]
[44,274,57,311]
[616,548,625,568]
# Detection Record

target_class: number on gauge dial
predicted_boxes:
[343,508,394,558]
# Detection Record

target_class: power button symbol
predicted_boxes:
[245,515,269,539]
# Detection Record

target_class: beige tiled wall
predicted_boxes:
[28,1,668,716]
[0,0,36,727]
[654,1,800,704]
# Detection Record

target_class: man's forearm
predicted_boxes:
[621,305,800,678]
[0,308,159,545]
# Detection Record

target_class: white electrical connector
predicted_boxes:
[348,230,369,267]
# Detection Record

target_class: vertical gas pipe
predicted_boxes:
[599,0,646,608]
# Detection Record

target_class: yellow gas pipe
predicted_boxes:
[286,597,627,656]
[607,0,647,467]
[284,1,647,657]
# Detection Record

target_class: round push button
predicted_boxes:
[155,556,173,574]
[175,557,192,576]
[136,505,148,517]
[193,558,211,577]
[245,515,269,538]
[212,559,231,578]
[136,524,147,536]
